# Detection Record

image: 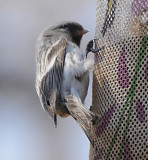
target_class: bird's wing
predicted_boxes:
[36,37,67,126]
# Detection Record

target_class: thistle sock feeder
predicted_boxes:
[89,0,148,159]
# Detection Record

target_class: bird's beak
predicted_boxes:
[82,29,89,35]
[76,29,89,36]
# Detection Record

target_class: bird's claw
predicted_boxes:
[89,46,105,53]
[91,114,101,126]
[86,40,105,58]
[89,105,102,126]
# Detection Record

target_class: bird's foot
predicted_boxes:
[89,105,101,126]
[86,40,105,58]
[91,114,101,126]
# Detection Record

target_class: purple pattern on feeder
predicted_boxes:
[131,0,148,16]
[118,47,129,88]
[146,61,148,80]
[94,54,98,66]
[96,106,115,137]
[123,138,133,160]
[136,99,146,123]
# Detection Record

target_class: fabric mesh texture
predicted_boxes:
[89,0,148,160]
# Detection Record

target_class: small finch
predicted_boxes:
[36,22,100,145]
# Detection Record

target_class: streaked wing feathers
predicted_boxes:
[37,37,67,125]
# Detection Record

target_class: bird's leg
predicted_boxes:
[65,95,101,146]
[86,40,105,58]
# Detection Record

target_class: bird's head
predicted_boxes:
[51,22,88,46]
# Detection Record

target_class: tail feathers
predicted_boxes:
[82,128,94,147]
[48,106,57,127]
[74,116,94,146]
[54,113,57,128]
[47,91,58,127]
[66,95,99,146]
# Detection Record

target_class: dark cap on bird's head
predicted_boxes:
[51,22,88,46]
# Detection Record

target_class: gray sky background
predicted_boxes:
[0,0,96,160]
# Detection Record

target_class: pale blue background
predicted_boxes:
[0,0,96,160]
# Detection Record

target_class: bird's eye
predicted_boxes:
[61,24,68,29]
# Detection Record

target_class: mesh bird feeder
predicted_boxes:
[89,0,148,159]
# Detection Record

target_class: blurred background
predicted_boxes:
[0,0,96,160]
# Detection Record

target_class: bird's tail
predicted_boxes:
[66,95,101,147]
[48,90,58,127]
